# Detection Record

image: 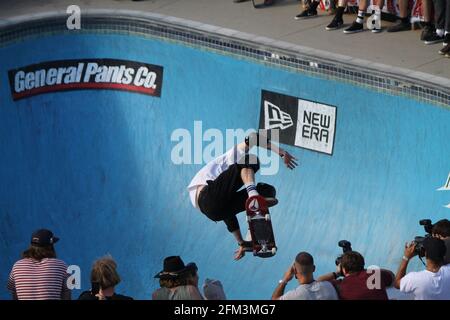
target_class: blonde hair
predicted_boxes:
[91,255,121,289]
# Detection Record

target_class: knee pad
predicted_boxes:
[256,183,276,198]
[237,154,260,173]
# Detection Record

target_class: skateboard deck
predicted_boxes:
[245,195,277,258]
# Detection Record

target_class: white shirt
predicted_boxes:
[187,145,246,208]
[279,281,339,300]
[400,264,450,300]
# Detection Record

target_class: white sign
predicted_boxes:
[294,99,336,155]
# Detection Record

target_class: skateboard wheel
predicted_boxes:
[265,214,270,221]
[271,247,277,255]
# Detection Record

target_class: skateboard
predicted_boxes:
[245,195,277,258]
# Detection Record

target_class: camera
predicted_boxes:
[335,240,352,266]
[413,219,433,257]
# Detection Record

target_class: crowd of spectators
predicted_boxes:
[233,0,450,58]
[6,219,450,300]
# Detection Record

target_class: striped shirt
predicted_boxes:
[7,258,70,300]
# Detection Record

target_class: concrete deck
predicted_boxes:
[0,0,449,81]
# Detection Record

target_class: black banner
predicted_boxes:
[259,90,337,155]
[8,59,164,100]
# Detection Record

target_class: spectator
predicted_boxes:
[432,219,450,264]
[7,229,71,300]
[394,237,450,299]
[387,0,411,32]
[325,0,348,30]
[317,251,394,299]
[431,0,448,46]
[272,252,338,300]
[295,0,321,19]
[421,0,441,44]
[78,255,133,300]
[342,0,385,33]
[203,278,227,300]
[152,256,204,300]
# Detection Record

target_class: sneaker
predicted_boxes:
[387,20,410,32]
[439,43,450,55]
[265,197,279,207]
[326,16,344,30]
[423,31,444,44]
[344,21,363,34]
[444,34,450,46]
[420,25,434,41]
[295,9,318,20]
[372,27,382,33]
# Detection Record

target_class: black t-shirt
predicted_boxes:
[78,291,133,300]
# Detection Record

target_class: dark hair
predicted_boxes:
[91,255,121,289]
[432,219,450,238]
[295,252,314,266]
[22,245,56,261]
[159,269,198,289]
[341,251,365,274]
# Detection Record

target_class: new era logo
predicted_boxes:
[264,101,293,130]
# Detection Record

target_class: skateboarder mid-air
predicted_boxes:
[187,131,297,260]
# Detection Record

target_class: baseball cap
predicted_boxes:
[423,237,446,262]
[31,229,59,247]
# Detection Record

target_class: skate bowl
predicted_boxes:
[0,10,449,299]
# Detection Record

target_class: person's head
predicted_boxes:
[423,237,446,266]
[293,252,315,283]
[22,229,59,261]
[91,255,121,291]
[432,219,450,239]
[340,251,365,276]
[155,256,198,289]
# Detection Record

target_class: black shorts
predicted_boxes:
[197,156,274,233]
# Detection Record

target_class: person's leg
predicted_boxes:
[439,0,450,53]
[444,0,450,44]
[326,0,347,30]
[433,0,446,38]
[343,0,368,33]
[420,0,436,42]
[387,0,410,32]
[295,0,320,19]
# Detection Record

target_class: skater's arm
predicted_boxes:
[232,229,247,260]
[244,132,298,170]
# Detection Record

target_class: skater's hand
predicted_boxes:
[281,150,298,170]
[234,246,246,260]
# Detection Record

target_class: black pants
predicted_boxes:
[198,156,274,233]
[433,0,450,31]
